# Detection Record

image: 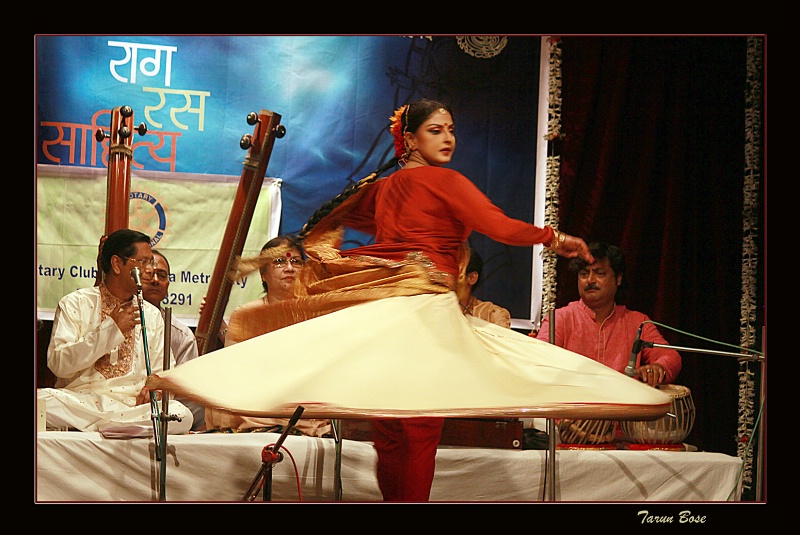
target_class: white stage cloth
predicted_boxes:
[36,431,743,502]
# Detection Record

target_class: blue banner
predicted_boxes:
[36,35,542,321]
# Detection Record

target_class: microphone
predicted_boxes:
[625,323,645,377]
[131,267,143,290]
[130,266,149,369]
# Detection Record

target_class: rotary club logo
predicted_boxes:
[129,186,170,247]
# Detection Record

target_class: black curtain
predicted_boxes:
[555,36,765,462]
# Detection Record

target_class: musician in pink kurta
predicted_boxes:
[537,242,681,385]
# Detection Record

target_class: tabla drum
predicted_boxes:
[557,418,616,446]
[620,384,695,444]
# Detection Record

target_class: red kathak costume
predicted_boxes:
[335,166,554,279]
[312,166,553,501]
[149,166,671,502]
[338,167,552,500]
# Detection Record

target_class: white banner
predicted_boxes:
[36,164,282,325]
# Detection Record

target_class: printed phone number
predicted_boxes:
[161,293,193,306]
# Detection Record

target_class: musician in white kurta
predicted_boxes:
[40,229,193,434]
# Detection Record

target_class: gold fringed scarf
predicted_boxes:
[225,250,451,345]
[225,180,457,345]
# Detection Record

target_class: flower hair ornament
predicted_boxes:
[389,104,410,162]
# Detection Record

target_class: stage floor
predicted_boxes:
[36,430,743,502]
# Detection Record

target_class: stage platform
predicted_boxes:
[35,429,743,502]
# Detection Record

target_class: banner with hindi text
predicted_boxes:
[36,164,281,323]
[36,35,544,324]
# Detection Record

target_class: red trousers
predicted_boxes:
[372,417,445,502]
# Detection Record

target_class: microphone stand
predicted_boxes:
[132,269,183,501]
[157,307,173,502]
[243,405,305,501]
[636,335,765,500]
[331,419,342,501]
[131,268,164,467]
[646,342,763,362]
[544,309,557,501]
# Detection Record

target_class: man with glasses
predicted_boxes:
[40,229,194,434]
[140,249,204,430]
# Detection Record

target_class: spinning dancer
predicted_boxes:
[149,99,669,501]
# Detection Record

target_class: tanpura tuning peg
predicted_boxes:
[95,129,107,142]
[120,105,133,118]
[137,123,148,136]
[240,134,252,150]
[274,124,286,138]
[241,112,260,149]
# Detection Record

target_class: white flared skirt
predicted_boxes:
[149,293,670,421]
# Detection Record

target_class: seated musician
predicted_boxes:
[202,236,332,437]
[535,241,682,385]
[456,243,511,328]
[534,241,682,444]
[143,249,206,431]
[40,229,193,434]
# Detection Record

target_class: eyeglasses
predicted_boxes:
[121,256,157,271]
[270,257,305,269]
[150,269,170,281]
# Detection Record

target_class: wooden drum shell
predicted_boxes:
[557,418,616,445]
